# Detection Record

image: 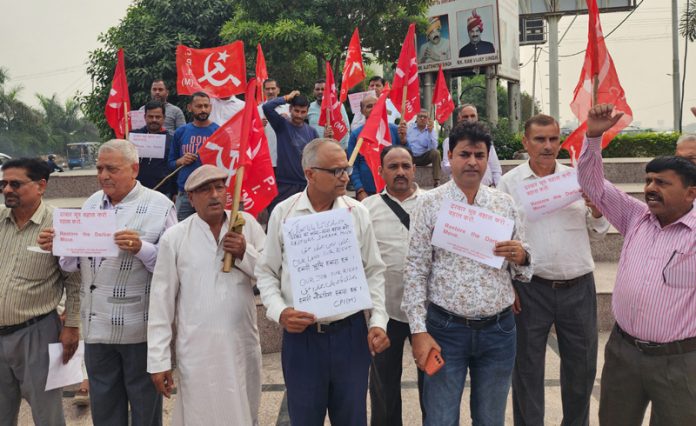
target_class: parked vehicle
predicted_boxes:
[67,142,100,169]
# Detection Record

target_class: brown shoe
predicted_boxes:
[72,383,89,407]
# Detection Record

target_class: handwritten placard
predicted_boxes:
[431,200,514,269]
[129,110,146,130]
[515,169,583,221]
[129,133,166,159]
[348,90,376,114]
[282,208,372,320]
[52,209,119,257]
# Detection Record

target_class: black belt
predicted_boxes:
[431,304,511,329]
[615,324,696,356]
[532,272,592,289]
[0,312,51,336]
[314,311,362,334]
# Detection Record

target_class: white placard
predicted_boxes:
[52,209,119,257]
[431,200,514,269]
[282,209,372,320]
[347,90,376,114]
[45,341,85,391]
[129,133,166,159]
[129,110,146,129]
[514,169,583,222]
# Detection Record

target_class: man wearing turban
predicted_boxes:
[418,16,452,63]
[459,9,496,58]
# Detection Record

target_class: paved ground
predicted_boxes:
[18,331,651,425]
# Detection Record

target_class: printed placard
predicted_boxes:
[282,208,372,320]
[129,133,166,159]
[431,199,513,269]
[129,110,146,130]
[515,169,583,221]
[52,209,118,257]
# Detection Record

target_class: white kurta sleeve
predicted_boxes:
[254,209,288,323]
[234,213,266,282]
[147,228,181,374]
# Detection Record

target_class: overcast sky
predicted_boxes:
[0,0,693,130]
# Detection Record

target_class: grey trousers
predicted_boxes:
[85,342,162,426]
[0,311,65,426]
[599,327,696,426]
[512,273,598,426]
[413,150,442,182]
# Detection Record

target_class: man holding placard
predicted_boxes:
[147,165,264,425]
[0,158,80,425]
[131,100,175,197]
[39,140,176,426]
[362,145,425,425]
[256,138,390,425]
[402,121,532,425]
[498,114,609,426]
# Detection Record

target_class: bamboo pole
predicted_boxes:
[124,103,130,139]
[153,163,185,191]
[222,166,246,272]
[348,137,363,166]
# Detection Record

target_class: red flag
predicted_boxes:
[198,78,277,217]
[390,23,420,122]
[255,44,268,103]
[339,28,365,103]
[318,61,349,142]
[104,48,130,138]
[432,65,454,124]
[562,0,632,161]
[358,90,392,192]
[176,42,247,98]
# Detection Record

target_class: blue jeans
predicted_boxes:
[175,191,196,222]
[422,304,516,426]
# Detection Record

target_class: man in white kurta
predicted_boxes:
[147,165,264,425]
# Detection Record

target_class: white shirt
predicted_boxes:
[362,186,423,323]
[351,98,401,130]
[498,160,610,280]
[255,190,388,330]
[258,101,289,167]
[210,96,245,126]
[442,137,503,186]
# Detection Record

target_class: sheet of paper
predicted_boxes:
[129,110,146,130]
[431,200,514,269]
[515,169,584,221]
[45,341,85,391]
[129,133,166,159]
[348,90,376,114]
[52,209,119,257]
[282,208,373,320]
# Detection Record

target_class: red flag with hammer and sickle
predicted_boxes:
[358,89,392,192]
[104,48,130,139]
[339,28,365,103]
[176,42,247,98]
[433,65,454,124]
[390,23,420,123]
[319,61,349,142]
[198,78,277,217]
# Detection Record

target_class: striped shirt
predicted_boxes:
[0,201,81,327]
[578,136,696,343]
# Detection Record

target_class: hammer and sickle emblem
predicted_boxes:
[198,51,241,87]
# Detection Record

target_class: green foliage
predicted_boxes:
[601,132,679,158]
[488,118,523,159]
[82,0,237,138]
[681,0,696,41]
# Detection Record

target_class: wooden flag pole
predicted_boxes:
[401,85,408,119]
[348,137,363,166]
[592,75,599,106]
[222,165,246,272]
[153,163,186,191]
[123,103,130,140]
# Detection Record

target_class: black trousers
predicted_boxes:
[369,319,424,426]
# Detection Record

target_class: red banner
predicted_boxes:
[433,65,454,124]
[318,62,349,142]
[339,28,366,103]
[104,48,131,138]
[255,44,268,103]
[358,90,392,192]
[176,42,247,98]
[198,78,277,217]
[390,23,420,122]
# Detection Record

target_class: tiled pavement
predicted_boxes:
[19,331,651,425]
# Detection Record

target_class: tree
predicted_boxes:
[218,0,430,94]
[680,0,696,41]
[37,94,99,153]
[82,0,237,138]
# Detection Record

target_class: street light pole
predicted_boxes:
[672,0,682,131]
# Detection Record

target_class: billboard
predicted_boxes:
[417,0,519,81]
[519,0,636,16]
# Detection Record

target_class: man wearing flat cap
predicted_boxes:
[147,165,265,425]
[419,15,451,63]
[459,9,496,58]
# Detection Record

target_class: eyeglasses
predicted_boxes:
[311,166,353,178]
[0,179,35,190]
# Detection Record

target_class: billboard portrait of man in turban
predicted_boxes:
[418,15,452,63]
[459,9,496,58]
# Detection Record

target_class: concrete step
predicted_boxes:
[594,261,618,332]
[45,169,100,199]
[591,227,623,262]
